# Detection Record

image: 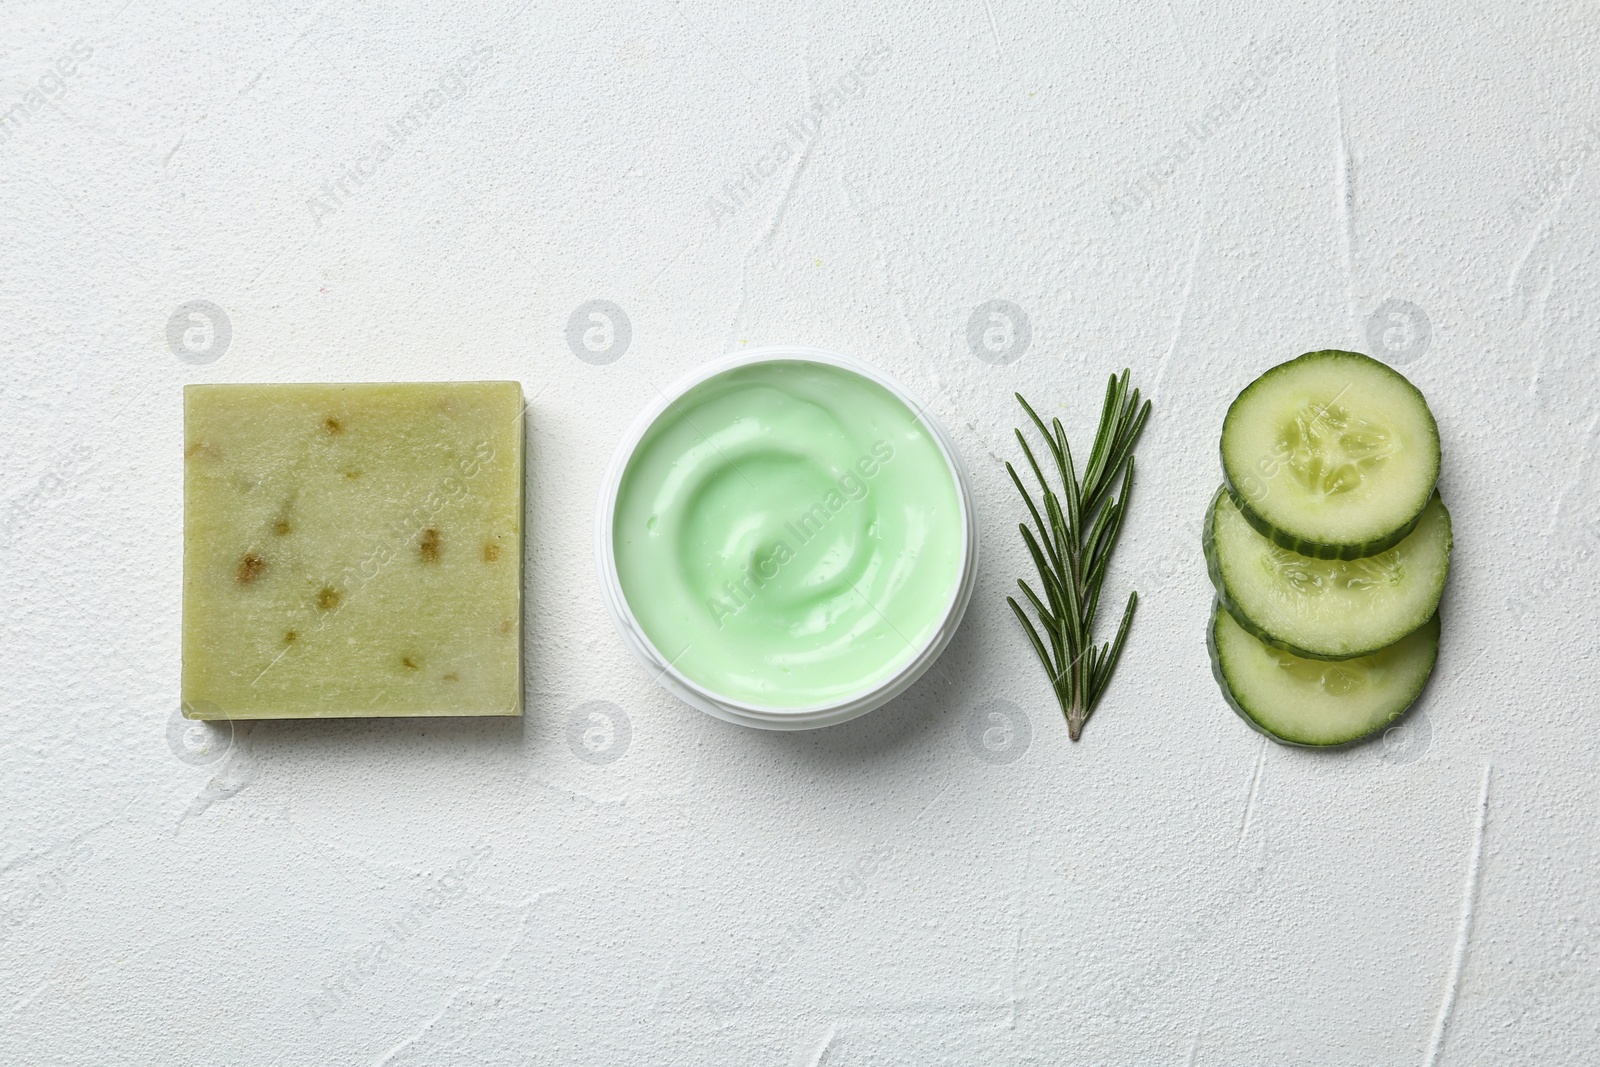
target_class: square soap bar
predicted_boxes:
[182,382,524,719]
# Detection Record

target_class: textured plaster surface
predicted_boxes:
[2,1,1598,1064]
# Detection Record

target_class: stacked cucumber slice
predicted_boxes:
[1205,350,1450,747]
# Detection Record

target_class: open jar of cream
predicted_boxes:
[595,347,978,729]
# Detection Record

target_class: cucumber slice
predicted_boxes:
[1222,350,1440,559]
[1208,602,1439,747]
[1204,486,1451,659]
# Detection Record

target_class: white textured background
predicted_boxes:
[3,1,1598,1064]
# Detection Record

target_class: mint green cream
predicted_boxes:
[613,360,965,708]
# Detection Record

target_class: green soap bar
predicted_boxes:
[182,382,524,719]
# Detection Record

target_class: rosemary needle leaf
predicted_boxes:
[1017,580,1062,658]
[1006,463,1051,559]
[1019,524,1064,610]
[1008,597,1060,697]
[1097,593,1139,700]
[1015,393,1064,474]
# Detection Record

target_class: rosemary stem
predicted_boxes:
[1009,375,1150,742]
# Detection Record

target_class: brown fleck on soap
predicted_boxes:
[182,382,523,719]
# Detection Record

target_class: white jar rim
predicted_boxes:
[594,346,979,730]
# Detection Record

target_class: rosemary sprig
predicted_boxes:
[1006,370,1151,741]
